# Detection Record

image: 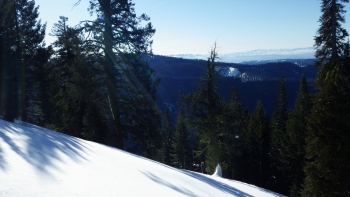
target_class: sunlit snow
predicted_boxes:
[0,119,285,197]
[215,67,241,77]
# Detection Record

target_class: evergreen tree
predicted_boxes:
[78,0,156,149]
[31,45,54,126]
[302,1,350,196]
[269,74,289,194]
[181,44,223,173]
[172,108,192,169]
[49,16,111,143]
[16,0,47,122]
[68,55,109,144]
[285,75,311,197]
[161,106,174,166]
[220,86,248,180]
[0,0,46,122]
[117,54,162,160]
[245,100,270,187]
[0,0,13,116]
[2,0,19,122]
[50,16,90,138]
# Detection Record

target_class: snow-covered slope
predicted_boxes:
[0,119,284,197]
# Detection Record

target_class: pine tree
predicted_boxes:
[172,108,192,170]
[77,0,156,149]
[50,16,88,138]
[0,0,13,116]
[220,86,249,180]
[16,0,47,122]
[269,74,289,194]
[161,106,174,166]
[49,16,111,143]
[32,46,54,127]
[117,54,162,160]
[2,0,19,122]
[181,44,223,173]
[284,75,312,197]
[0,0,46,122]
[302,1,350,196]
[245,100,270,187]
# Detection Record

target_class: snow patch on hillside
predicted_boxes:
[216,67,241,77]
[239,73,264,82]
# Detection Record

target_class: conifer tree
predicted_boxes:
[50,16,89,138]
[76,0,156,149]
[49,16,111,143]
[0,0,13,116]
[284,75,311,197]
[16,0,47,122]
[245,100,270,187]
[117,54,162,160]
[172,108,192,169]
[220,87,248,180]
[269,74,289,194]
[0,0,46,122]
[181,44,223,173]
[31,46,53,126]
[2,0,19,122]
[302,0,350,196]
[161,106,174,166]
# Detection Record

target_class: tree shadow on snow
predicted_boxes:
[141,170,254,197]
[141,171,198,197]
[181,170,255,197]
[0,119,90,178]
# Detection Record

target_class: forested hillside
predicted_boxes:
[145,54,318,116]
[1,0,349,196]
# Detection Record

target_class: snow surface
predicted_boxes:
[0,119,285,197]
[215,67,241,77]
[212,164,223,178]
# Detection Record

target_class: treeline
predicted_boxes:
[167,44,310,196]
[0,0,161,158]
[167,1,349,196]
[0,0,350,197]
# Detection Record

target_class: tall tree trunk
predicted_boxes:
[103,3,124,149]
[13,0,24,121]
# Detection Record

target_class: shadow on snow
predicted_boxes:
[141,169,254,197]
[0,119,89,177]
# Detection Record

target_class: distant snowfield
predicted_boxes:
[215,67,241,77]
[170,47,315,63]
[0,119,284,197]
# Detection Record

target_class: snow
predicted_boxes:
[0,119,285,197]
[212,164,223,178]
[216,67,241,77]
[170,47,315,63]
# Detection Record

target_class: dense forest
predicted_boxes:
[1,0,349,196]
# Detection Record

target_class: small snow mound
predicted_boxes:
[212,163,223,178]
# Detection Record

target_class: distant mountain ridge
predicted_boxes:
[169,47,315,63]
[144,55,318,117]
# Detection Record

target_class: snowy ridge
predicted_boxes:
[214,67,264,82]
[0,119,285,197]
[215,66,241,77]
[170,47,315,63]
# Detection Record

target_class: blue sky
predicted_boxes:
[35,0,350,55]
